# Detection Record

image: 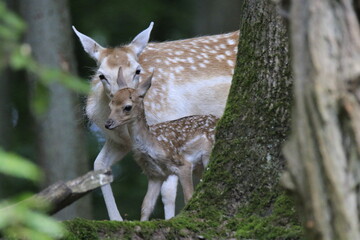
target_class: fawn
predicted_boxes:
[73,22,237,220]
[105,68,218,221]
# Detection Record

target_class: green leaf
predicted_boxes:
[31,83,50,116]
[39,68,59,85]
[9,47,36,71]
[0,25,18,40]
[0,149,42,182]
[39,67,89,94]
[3,225,55,240]
[0,1,25,34]
[25,211,65,238]
[60,73,90,94]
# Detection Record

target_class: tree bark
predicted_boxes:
[283,0,360,239]
[64,1,301,239]
[19,0,91,220]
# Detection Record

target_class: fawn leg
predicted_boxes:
[161,175,178,219]
[178,162,194,203]
[141,179,162,221]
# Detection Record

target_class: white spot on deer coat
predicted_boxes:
[175,66,184,74]
[187,57,194,63]
[201,53,209,59]
[227,60,234,67]
[227,39,236,45]
[216,55,226,61]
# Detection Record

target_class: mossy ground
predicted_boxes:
[63,190,302,239]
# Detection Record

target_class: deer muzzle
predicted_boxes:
[105,119,115,130]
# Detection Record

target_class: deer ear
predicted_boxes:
[137,71,153,97]
[131,22,154,56]
[72,26,104,61]
[100,78,111,95]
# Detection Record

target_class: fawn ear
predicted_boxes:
[137,71,153,97]
[117,67,128,89]
[100,78,111,95]
[130,22,154,56]
[72,26,105,61]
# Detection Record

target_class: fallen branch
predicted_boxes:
[29,169,112,215]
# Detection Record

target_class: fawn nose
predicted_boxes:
[105,119,114,129]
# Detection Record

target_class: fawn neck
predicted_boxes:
[127,101,161,155]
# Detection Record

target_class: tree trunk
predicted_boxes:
[64,0,301,239]
[283,0,360,239]
[19,0,91,220]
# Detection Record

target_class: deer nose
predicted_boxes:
[105,119,114,129]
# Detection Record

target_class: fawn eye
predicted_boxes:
[135,69,141,75]
[124,105,132,112]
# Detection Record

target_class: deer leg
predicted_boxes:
[178,162,194,203]
[201,152,211,168]
[161,175,178,219]
[94,139,130,221]
[141,179,162,221]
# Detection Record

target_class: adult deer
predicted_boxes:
[73,22,238,221]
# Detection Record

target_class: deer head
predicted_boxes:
[73,22,154,97]
[105,67,153,130]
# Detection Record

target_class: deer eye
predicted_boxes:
[124,105,132,112]
[99,74,106,80]
[135,69,141,75]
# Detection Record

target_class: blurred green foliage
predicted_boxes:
[0,149,42,182]
[1,1,89,116]
[9,46,89,115]
[0,153,65,239]
[0,1,91,239]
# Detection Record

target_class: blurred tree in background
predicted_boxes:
[19,0,91,220]
[0,1,82,238]
[0,0,242,221]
